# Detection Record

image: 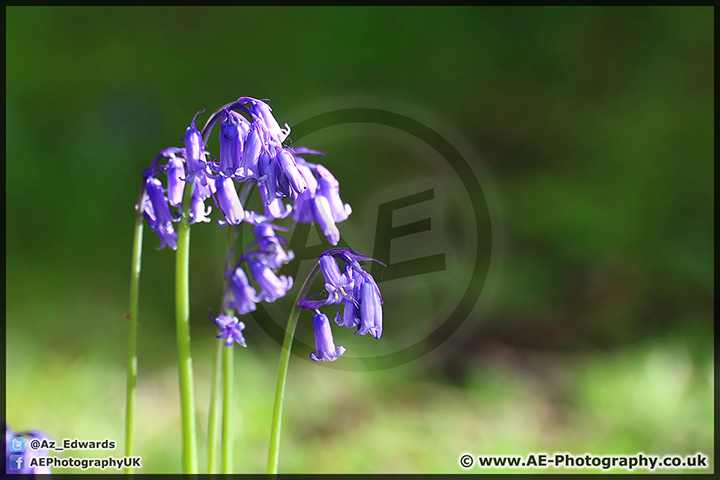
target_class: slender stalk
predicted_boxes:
[124,105,230,475]
[176,185,198,474]
[206,338,224,474]
[175,107,236,475]
[221,224,242,474]
[124,185,146,474]
[208,212,244,474]
[202,108,237,476]
[221,343,234,474]
[267,263,321,474]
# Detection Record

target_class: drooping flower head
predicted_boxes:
[257,146,310,207]
[214,219,297,333]
[183,110,208,186]
[292,156,352,246]
[248,259,293,303]
[210,109,247,179]
[298,248,385,361]
[241,120,264,180]
[210,311,247,347]
[328,248,384,339]
[247,223,295,269]
[237,96,291,145]
[166,154,186,208]
[138,176,180,250]
[213,177,245,226]
[317,254,353,305]
[226,264,259,315]
[310,311,346,362]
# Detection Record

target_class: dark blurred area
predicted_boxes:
[5,6,713,473]
[7,6,711,362]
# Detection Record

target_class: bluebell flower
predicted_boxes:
[315,164,352,223]
[189,177,215,224]
[214,177,244,226]
[318,254,353,305]
[248,258,293,303]
[230,110,252,139]
[142,146,185,180]
[5,425,52,475]
[183,110,208,186]
[331,249,384,339]
[210,312,247,347]
[292,160,351,246]
[226,265,258,315]
[142,176,180,250]
[354,272,383,339]
[256,148,314,207]
[292,163,317,224]
[299,248,385,341]
[276,149,308,198]
[242,209,272,226]
[313,196,342,246]
[138,147,190,247]
[166,154,186,208]
[257,150,279,202]
[250,223,295,269]
[241,121,264,181]
[310,311,346,362]
[336,294,360,329]
[238,97,291,145]
[210,110,244,178]
[259,182,292,219]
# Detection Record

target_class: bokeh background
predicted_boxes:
[6,6,713,474]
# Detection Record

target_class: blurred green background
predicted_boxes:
[6,6,713,474]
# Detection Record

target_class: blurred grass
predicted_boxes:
[7,335,712,473]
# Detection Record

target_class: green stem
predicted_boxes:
[207,338,224,474]
[124,186,145,474]
[208,228,238,474]
[176,186,198,474]
[208,210,245,474]
[267,263,321,475]
[221,342,234,474]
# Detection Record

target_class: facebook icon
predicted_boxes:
[9,454,24,471]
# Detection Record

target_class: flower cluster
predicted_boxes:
[137,97,350,251]
[5,425,51,475]
[209,222,295,337]
[299,248,385,361]
[137,96,382,360]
